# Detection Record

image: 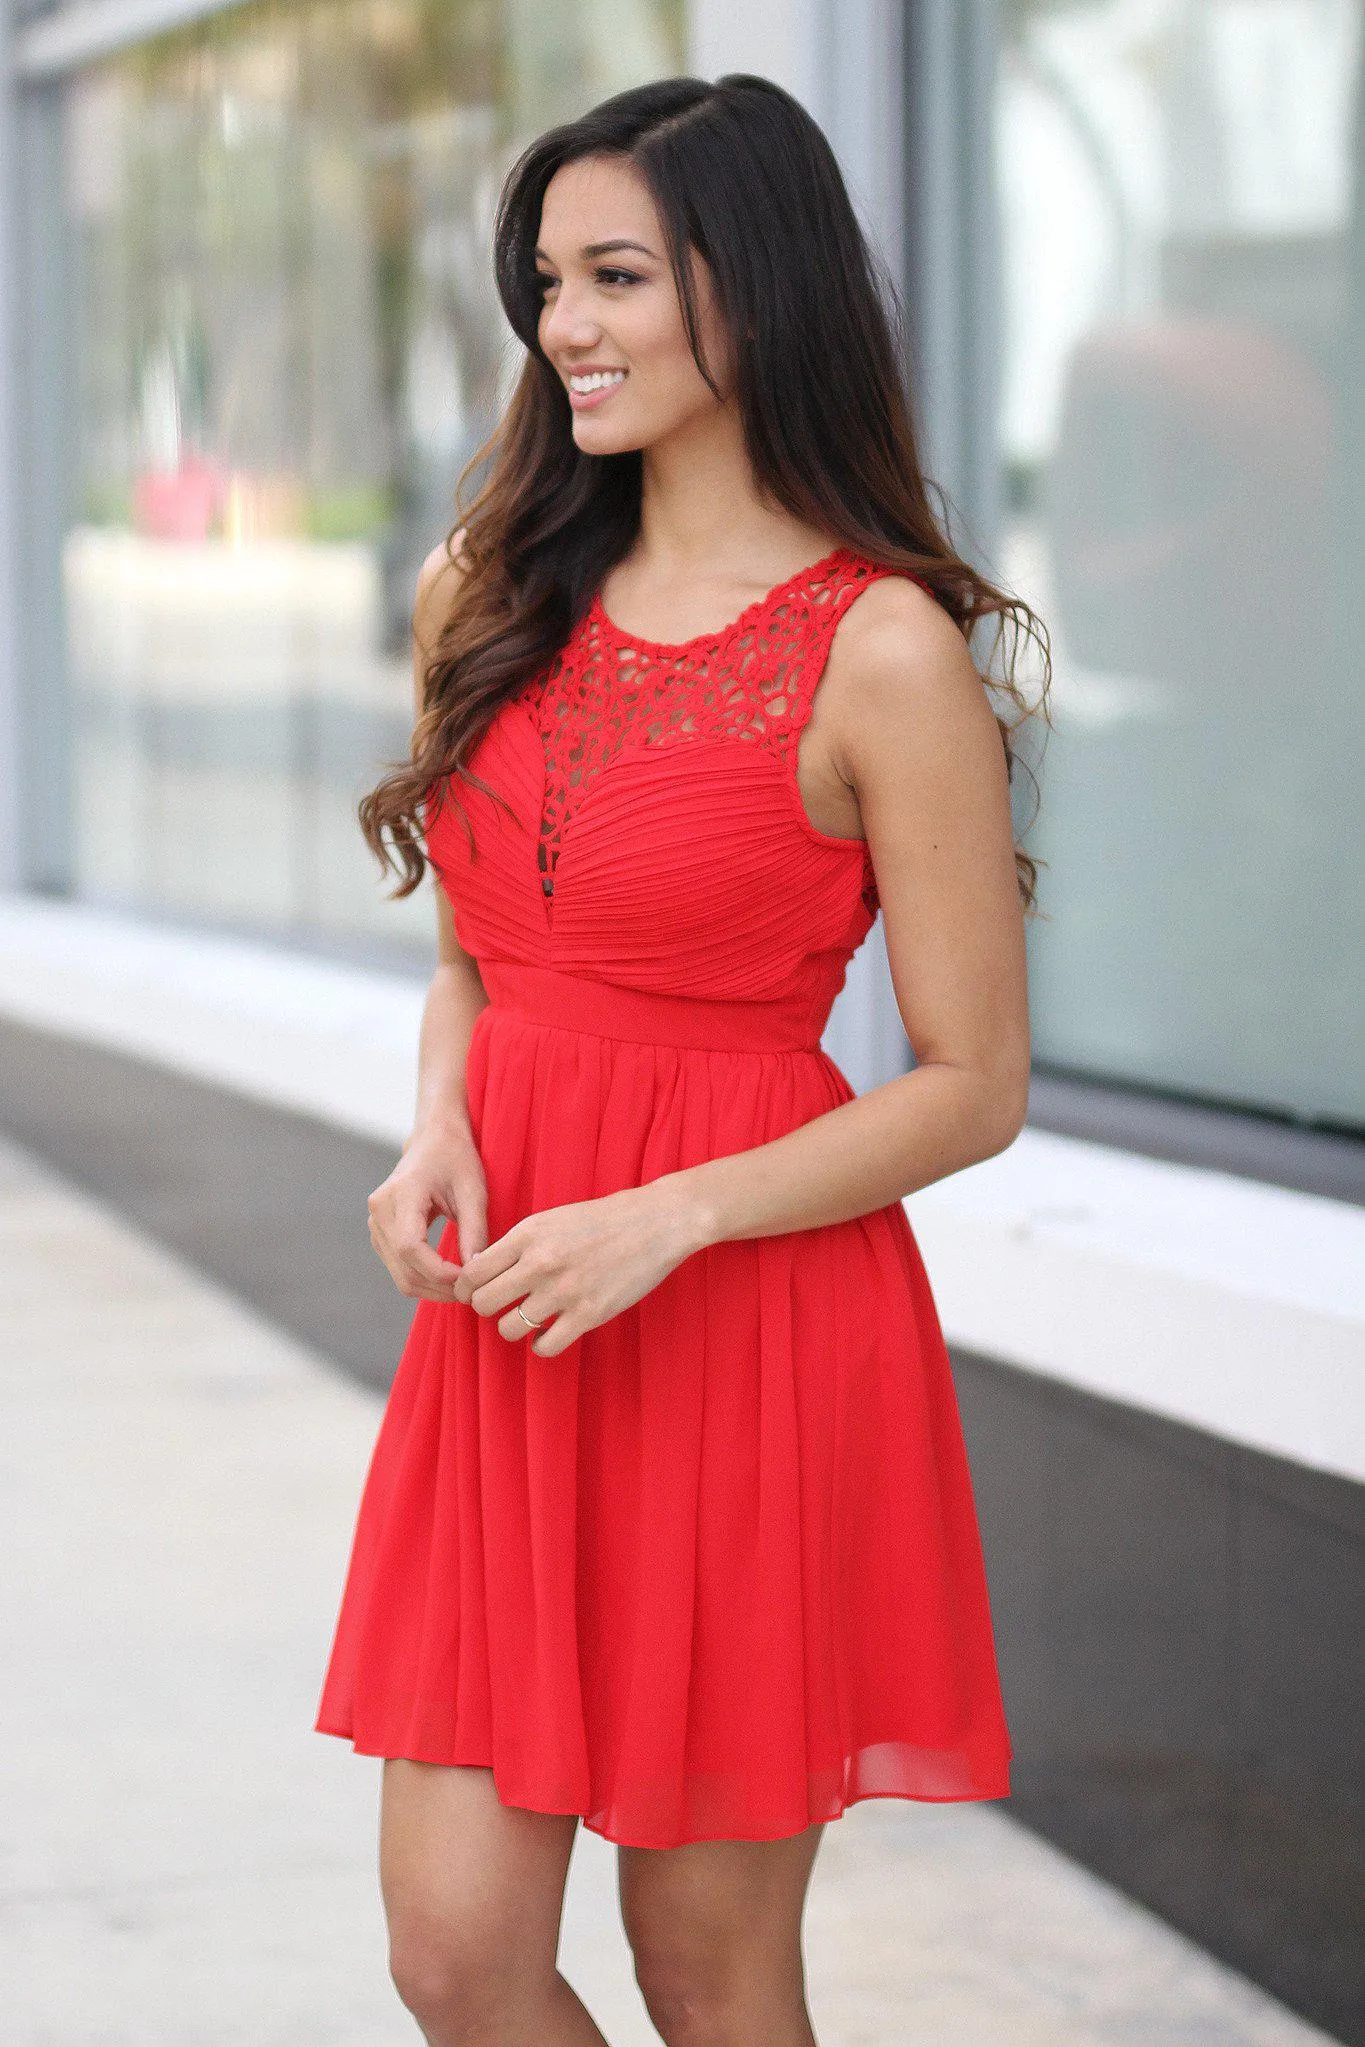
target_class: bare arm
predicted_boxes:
[367,534,492,1298]
[666,576,1031,1246]
[450,575,1033,1358]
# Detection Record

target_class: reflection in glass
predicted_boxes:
[998,0,1364,1127]
[64,0,682,963]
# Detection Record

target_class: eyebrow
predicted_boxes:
[533,239,661,263]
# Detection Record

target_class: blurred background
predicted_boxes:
[0,1,1360,2043]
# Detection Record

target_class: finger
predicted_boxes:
[409,1273,469,1302]
[457,1209,491,1265]
[458,1226,527,1293]
[367,1216,411,1293]
[380,1195,460,1276]
[468,1262,547,1320]
[456,1236,527,1301]
[494,1298,554,1344]
[368,1202,436,1278]
[370,1213,461,1299]
[528,1313,579,1357]
[402,1239,464,1294]
[376,1249,452,1302]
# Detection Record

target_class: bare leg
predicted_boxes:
[380,1758,609,2046]
[618,1823,825,2046]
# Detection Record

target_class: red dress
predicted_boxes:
[315,544,1012,1845]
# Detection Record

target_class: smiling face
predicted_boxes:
[534,153,734,455]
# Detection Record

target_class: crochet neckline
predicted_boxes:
[587,543,855,658]
[517,542,895,919]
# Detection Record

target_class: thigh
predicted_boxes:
[380,1759,578,1983]
[617,1822,825,1974]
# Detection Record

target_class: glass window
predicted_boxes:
[64,0,683,965]
[997,0,1364,1130]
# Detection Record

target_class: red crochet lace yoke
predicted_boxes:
[519,545,898,917]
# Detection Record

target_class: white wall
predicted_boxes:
[0,3,24,889]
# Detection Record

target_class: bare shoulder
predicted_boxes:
[822,572,996,767]
[413,526,472,653]
[411,527,474,718]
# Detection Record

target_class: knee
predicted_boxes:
[387,1904,528,2041]
[626,1926,742,2046]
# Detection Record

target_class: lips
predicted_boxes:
[566,368,628,412]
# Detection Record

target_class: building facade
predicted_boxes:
[0,0,1360,2037]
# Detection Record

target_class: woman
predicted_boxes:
[317,72,1047,2047]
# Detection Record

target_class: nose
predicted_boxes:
[539,278,601,358]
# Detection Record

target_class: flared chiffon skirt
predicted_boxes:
[315,974,1012,1848]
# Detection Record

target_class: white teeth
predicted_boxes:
[569,369,626,393]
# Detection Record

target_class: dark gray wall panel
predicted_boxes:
[954,1349,1365,2046]
[0,1014,413,1390]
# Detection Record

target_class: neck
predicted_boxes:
[634,399,822,578]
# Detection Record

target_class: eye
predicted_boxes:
[533,264,643,301]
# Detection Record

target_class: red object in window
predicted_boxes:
[131,453,228,540]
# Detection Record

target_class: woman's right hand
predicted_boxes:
[367,1123,490,1301]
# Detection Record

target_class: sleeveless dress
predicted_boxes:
[314,544,1012,1846]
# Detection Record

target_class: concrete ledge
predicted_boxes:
[0,894,424,1146]
[906,1131,1365,1485]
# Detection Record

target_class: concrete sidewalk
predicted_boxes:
[0,1133,1339,2046]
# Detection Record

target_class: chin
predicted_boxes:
[572,416,652,456]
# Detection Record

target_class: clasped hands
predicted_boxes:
[367,1129,711,1358]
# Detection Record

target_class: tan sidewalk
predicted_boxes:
[0,1133,1338,2046]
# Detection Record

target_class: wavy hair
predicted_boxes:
[360,72,1052,908]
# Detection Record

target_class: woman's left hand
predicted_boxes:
[449,1179,712,1357]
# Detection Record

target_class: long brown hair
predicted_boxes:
[361,73,1052,908]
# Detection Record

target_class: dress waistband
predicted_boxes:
[479,961,825,1053]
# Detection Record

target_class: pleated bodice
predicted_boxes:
[425,546,899,1036]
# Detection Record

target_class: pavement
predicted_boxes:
[0,1131,1341,2046]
